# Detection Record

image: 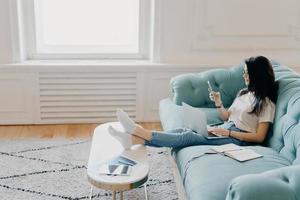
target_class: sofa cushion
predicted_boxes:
[226,165,300,200]
[170,64,246,108]
[173,145,291,200]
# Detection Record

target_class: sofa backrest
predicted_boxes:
[170,61,300,164]
[267,63,300,165]
[170,64,246,108]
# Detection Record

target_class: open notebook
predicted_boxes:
[210,143,263,162]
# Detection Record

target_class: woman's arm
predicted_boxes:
[209,122,270,143]
[210,91,231,121]
[217,105,231,121]
[230,122,270,143]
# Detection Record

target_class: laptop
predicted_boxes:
[182,102,228,139]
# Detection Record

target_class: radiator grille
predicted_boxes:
[39,72,137,123]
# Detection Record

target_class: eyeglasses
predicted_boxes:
[243,66,248,76]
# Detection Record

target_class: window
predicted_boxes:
[23,0,150,59]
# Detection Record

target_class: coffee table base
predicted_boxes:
[89,184,148,200]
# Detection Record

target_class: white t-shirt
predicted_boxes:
[228,92,276,133]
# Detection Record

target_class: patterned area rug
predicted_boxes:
[0,139,178,200]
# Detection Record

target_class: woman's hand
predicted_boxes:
[207,127,230,136]
[209,90,230,121]
[209,91,222,107]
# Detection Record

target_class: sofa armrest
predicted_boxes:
[170,65,245,108]
[226,165,300,200]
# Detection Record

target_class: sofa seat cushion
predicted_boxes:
[173,145,291,200]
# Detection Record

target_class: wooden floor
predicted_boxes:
[0,122,163,139]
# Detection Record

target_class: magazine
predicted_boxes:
[98,155,137,176]
[109,155,138,166]
[99,164,132,176]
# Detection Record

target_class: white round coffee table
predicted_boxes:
[87,122,149,200]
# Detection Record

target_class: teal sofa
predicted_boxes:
[159,61,300,200]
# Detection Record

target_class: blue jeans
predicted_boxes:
[145,121,252,148]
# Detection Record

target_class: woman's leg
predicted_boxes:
[116,109,246,148]
[110,124,245,149]
[132,135,145,145]
[133,126,242,148]
[136,127,187,147]
[108,126,146,148]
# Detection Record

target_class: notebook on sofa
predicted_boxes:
[210,143,263,162]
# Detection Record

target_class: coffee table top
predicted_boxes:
[87,122,149,191]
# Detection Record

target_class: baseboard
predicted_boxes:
[168,149,188,200]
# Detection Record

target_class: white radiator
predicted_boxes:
[38,71,137,123]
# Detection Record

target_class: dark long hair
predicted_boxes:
[239,56,278,115]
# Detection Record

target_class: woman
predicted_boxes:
[108,56,278,149]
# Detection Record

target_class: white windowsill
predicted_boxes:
[9,59,160,66]
[2,59,221,71]
[2,60,300,73]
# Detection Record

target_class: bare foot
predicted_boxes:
[133,125,147,134]
[133,124,143,133]
[135,125,152,140]
[132,135,145,145]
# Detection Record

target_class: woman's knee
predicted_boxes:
[172,128,189,133]
[162,128,190,134]
[182,131,206,143]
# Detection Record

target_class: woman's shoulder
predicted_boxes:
[264,97,276,109]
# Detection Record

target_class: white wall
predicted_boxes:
[1,0,300,124]
[157,0,300,67]
[0,0,13,64]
